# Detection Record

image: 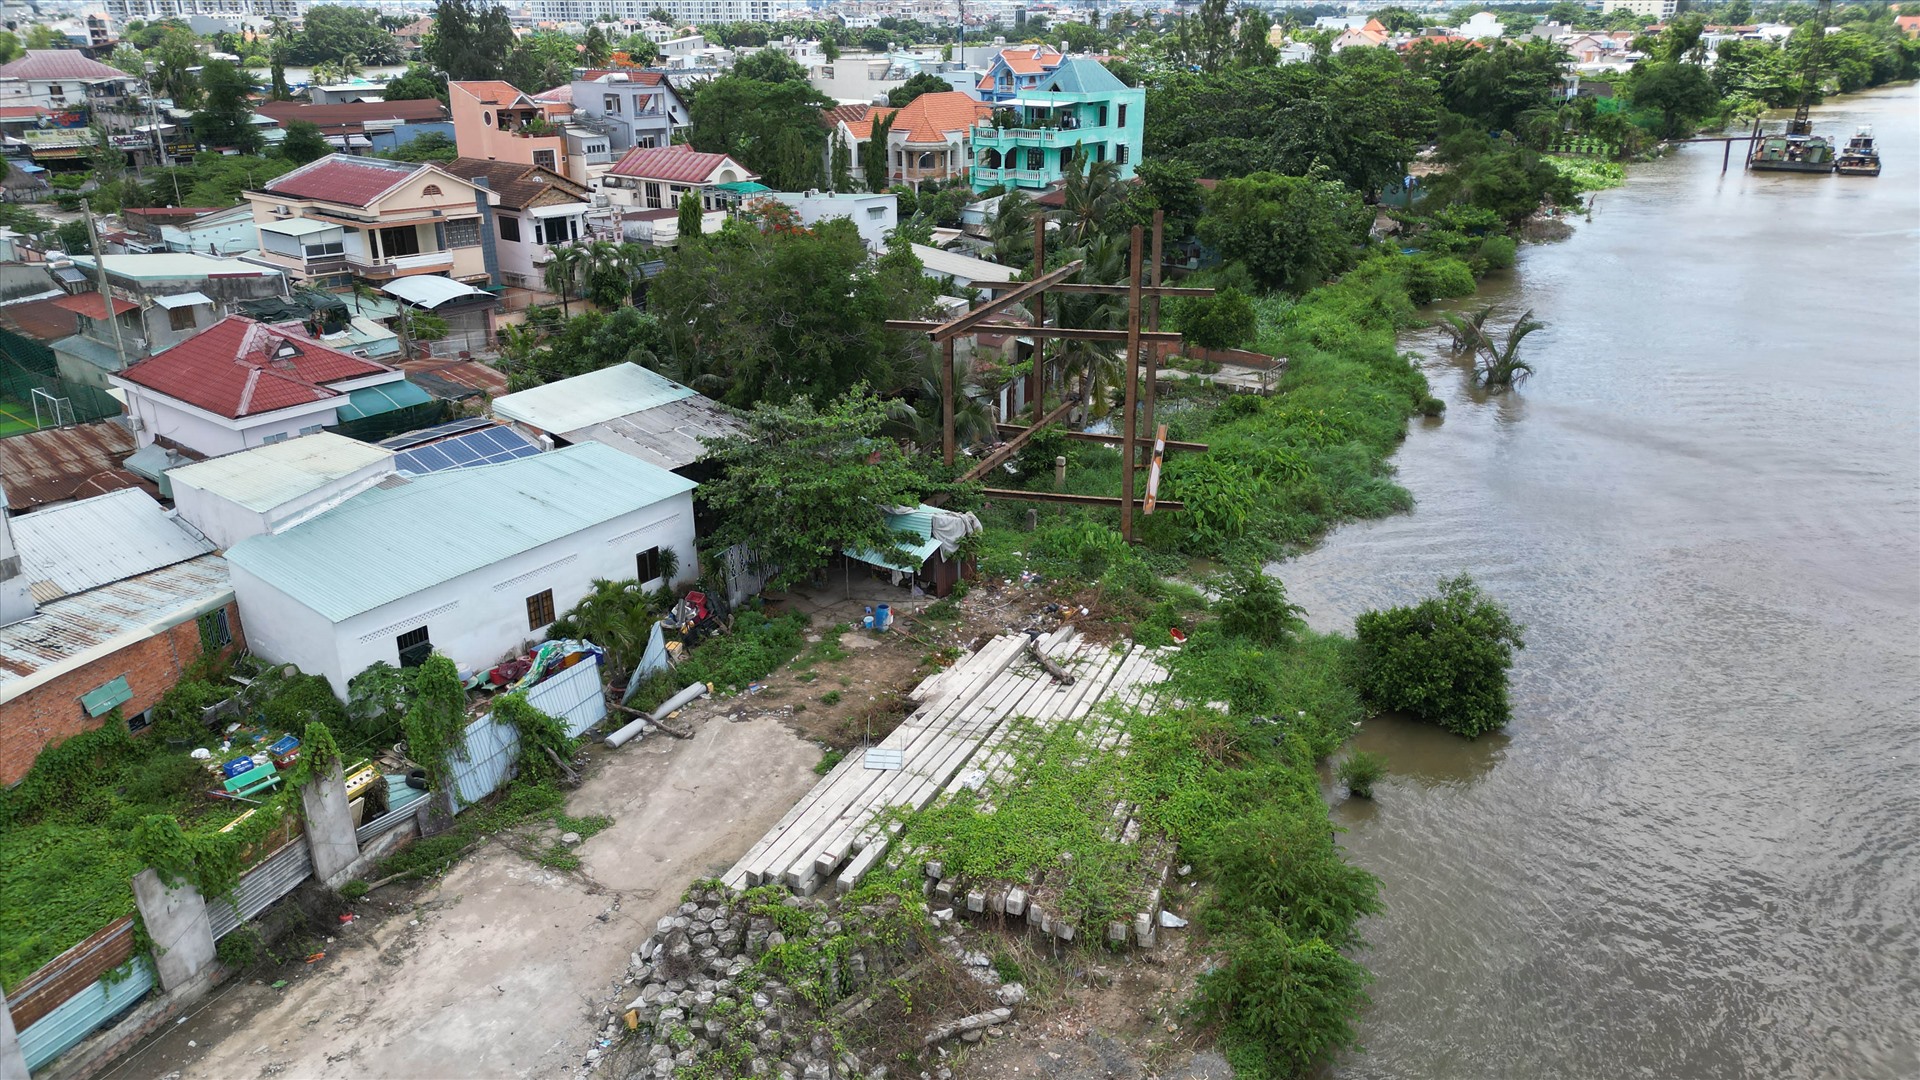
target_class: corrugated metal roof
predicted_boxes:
[72,253,282,281]
[491,362,698,435]
[844,504,948,573]
[381,276,491,309]
[10,488,214,601]
[166,432,395,513]
[567,396,744,472]
[0,554,230,684]
[912,244,1020,284]
[0,421,152,511]
[224,443,697,623]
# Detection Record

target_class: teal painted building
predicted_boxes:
[968,58,1145,194]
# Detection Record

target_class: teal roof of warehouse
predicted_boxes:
[224,442,695,622]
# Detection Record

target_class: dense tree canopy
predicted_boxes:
[649,220,935,407]
[1197,172,1370,293]
[887,71,952,108]
[424,0,516,81]
[687,73,833,191]
[1403,38,1569,134]
[1629,61,1719,138]
[384,63,446,102]
[279,120,330,163]
[282,5,401,65]
[190,60,260,153]
[1146,50,1438,195]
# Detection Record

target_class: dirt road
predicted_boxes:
[104,712,820,1080]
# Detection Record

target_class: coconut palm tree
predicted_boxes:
[543,244,585,316]
[886,348,997,451]
[989,190,1035,265]
[1055,148,1126,246]
[1440,305,1495,353]
[1475,308,1543,391]
[1048,232,1129,417]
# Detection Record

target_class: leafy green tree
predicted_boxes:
[1354,574,1526,737]
[583,24,613,66]
[687,73,833,190]
[1174,287,1257,351]
[1161,0,1237,72]
[1427,130,1578,223]
[268,46,291,100]
[695,388,935,590]
[1404,38,1569,134]
[503,33,582,95]
[149,26,204,108]
[1630,60,1720,138]
[279,120,330,163]
[861,112,894,193]
[886,71,951,108]
[619,34,661,65]
[191,59,262,153]
[384,63,446,102]
[55,219,93,255]
[731,47,807,83]
[0,30,19,64]
[1110,158,1207,241]
[108,43,145,76]
[23,25,63,50]
[425,0,516,81]
[378,130,459,163]
[285,5,401,65]
[1198,172,1369,293]
[677,189,702,243]
[651,221,933,405]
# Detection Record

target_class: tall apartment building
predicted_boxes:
[104,0,301,20]
[1600,0,1679,18]
[525,0,804,22]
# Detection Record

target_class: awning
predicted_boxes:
[81,675,133,717]
[325,134,373,148]
[713,181,771,194]
[259,217,340,237]
[153,290,212,309]
[334,379,434,421]
[381,275,491,309]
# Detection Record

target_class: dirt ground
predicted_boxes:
[101,711,820,1080]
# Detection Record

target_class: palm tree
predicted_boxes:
[1440,305,1495,352]
[886,348,997,450]
[1049,233,1128,417]
[989,190,1035,265]
[1475,309,1543,391]
[1055,148,1125,246]
[543,244,584,316]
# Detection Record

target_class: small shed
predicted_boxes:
[842,503,981,598]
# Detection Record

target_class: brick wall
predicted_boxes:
[0,601,246,787]
[6,918,135,1028]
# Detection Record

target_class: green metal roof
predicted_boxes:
[334,379,434,421]
[844,503,947,573]
[225,442,698,623]
[1042,59,1130,95]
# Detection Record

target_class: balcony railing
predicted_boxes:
[973,126,1082,147]
[345,250,454,278]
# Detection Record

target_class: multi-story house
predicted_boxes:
[449,80,574,178]
[596,144,757,212]
[448,157,593,292]
[969,59,1145,193]
[562,71,688,166]
[880,91,993,189]
[48,252,288,388]
[973,44,1064,102]
[0,51,140,113]
[246,155,497,289]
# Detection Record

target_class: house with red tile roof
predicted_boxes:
[977,45,1065,101]
[244,155,497,289]
[110,315,432,458]
[596,144,757,212]
[0,50,139,111]
[252,99,451,155]
[1897,14,1920,36]
[450,80,576,181]
[879,91,993,187]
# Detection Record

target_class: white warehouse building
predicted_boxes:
[222,441,697,695]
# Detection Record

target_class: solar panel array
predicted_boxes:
[393,426,543,475]
[379,416,494,451]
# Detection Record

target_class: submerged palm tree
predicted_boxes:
[1443,306,1544,391]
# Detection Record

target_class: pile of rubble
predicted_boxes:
[594,886,1024,1080]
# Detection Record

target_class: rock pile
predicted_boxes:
[601,884,1026,1080]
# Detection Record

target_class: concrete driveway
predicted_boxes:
[102,712,821,1080]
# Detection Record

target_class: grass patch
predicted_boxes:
[814,748,846,774]
[628,609,809,710]
[1547,155,1627,193]
[820,690,842,706]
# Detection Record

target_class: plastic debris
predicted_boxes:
[271,980,288,989]
[305,951,326,963]
[1158,910,1189,929]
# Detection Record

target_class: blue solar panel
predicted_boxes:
[391,425,543,475]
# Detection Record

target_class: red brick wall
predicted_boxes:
[6,918,135,1027]
[0,601,246,787]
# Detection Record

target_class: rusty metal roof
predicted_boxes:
[0,553,230,688]
[0,422,153,512]
[10,488,214,601]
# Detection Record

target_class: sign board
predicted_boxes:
[1143,424,1168,514]
[863,748,904,771]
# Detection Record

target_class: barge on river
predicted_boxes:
[1835,126,1881,176]
[1750,132,1836,173]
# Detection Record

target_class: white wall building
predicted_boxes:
[1601,0,1679,18]
[224,442,698,695]
[526,0,804,21]
[765,191,897,251]
[168,433,397,551]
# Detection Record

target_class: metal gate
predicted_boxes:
[206,837,314,939]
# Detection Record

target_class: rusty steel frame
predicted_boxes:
[981,488,1185,511]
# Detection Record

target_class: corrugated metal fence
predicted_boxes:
[206,837,315,940]
[17,957,154,1072]
[448,659,607,813]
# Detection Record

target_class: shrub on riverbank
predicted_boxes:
[1355,574,1527,737]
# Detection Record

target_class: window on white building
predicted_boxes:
[499,215,522,242]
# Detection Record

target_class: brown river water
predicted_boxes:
[1282,85,1920,1080]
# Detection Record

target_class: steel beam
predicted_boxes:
[981,488,1184,511]
[1045,283,1213,297]
[884,321,1185,345]
[994,425,1206,453]
[958,398,1078,482]
[921,260,1083,342]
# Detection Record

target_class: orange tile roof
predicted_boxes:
[886,92,990,145]
[998,45,1061,75]
[452,80,530,106]
[845,105,895,140]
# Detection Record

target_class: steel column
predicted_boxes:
[1120,225,1143,543]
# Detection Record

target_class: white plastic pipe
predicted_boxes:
[603,681,708,748]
